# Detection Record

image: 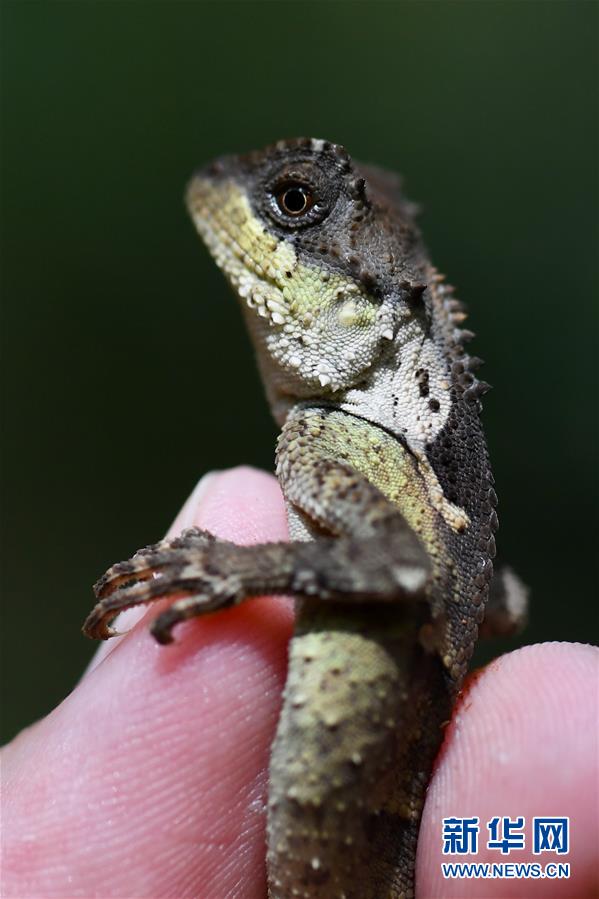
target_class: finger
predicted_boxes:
[417,642,598,897]
[2,466,294,899]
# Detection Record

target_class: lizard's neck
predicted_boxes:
[338,330,453,450]
[264,328,453,450]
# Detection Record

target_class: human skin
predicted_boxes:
[2,467,597,898]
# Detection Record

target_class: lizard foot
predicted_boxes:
[93,527,216,599]
[83,527,238,641]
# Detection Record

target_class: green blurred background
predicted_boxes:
[2,1,597,744]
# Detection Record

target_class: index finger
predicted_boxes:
[3,467,293,899]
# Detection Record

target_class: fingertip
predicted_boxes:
[178,465,287,545]
[85,466,288,673]
[7,466,293,897]
[168,469,222,534]
[418,642,598,897]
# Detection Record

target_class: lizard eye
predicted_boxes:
[263,165,333,229]
[277,184,313,217]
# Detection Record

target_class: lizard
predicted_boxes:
[83,137,527,898]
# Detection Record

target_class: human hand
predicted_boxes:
[2,468,597,897]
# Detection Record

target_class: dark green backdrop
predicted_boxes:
[2,1,597,743]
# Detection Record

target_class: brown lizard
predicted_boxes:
[83,138,526,898]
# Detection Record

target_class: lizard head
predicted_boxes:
[186,138,426,412]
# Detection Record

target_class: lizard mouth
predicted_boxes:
[187,175,279,274]
[186,174,303,323]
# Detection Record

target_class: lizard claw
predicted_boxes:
[84,528,234,641]
[93,527,215,599]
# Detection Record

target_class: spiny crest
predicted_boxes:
[429,268,491,410]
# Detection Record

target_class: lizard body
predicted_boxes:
[84,138,521,897]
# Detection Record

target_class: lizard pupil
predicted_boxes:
[279,185,311,216]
